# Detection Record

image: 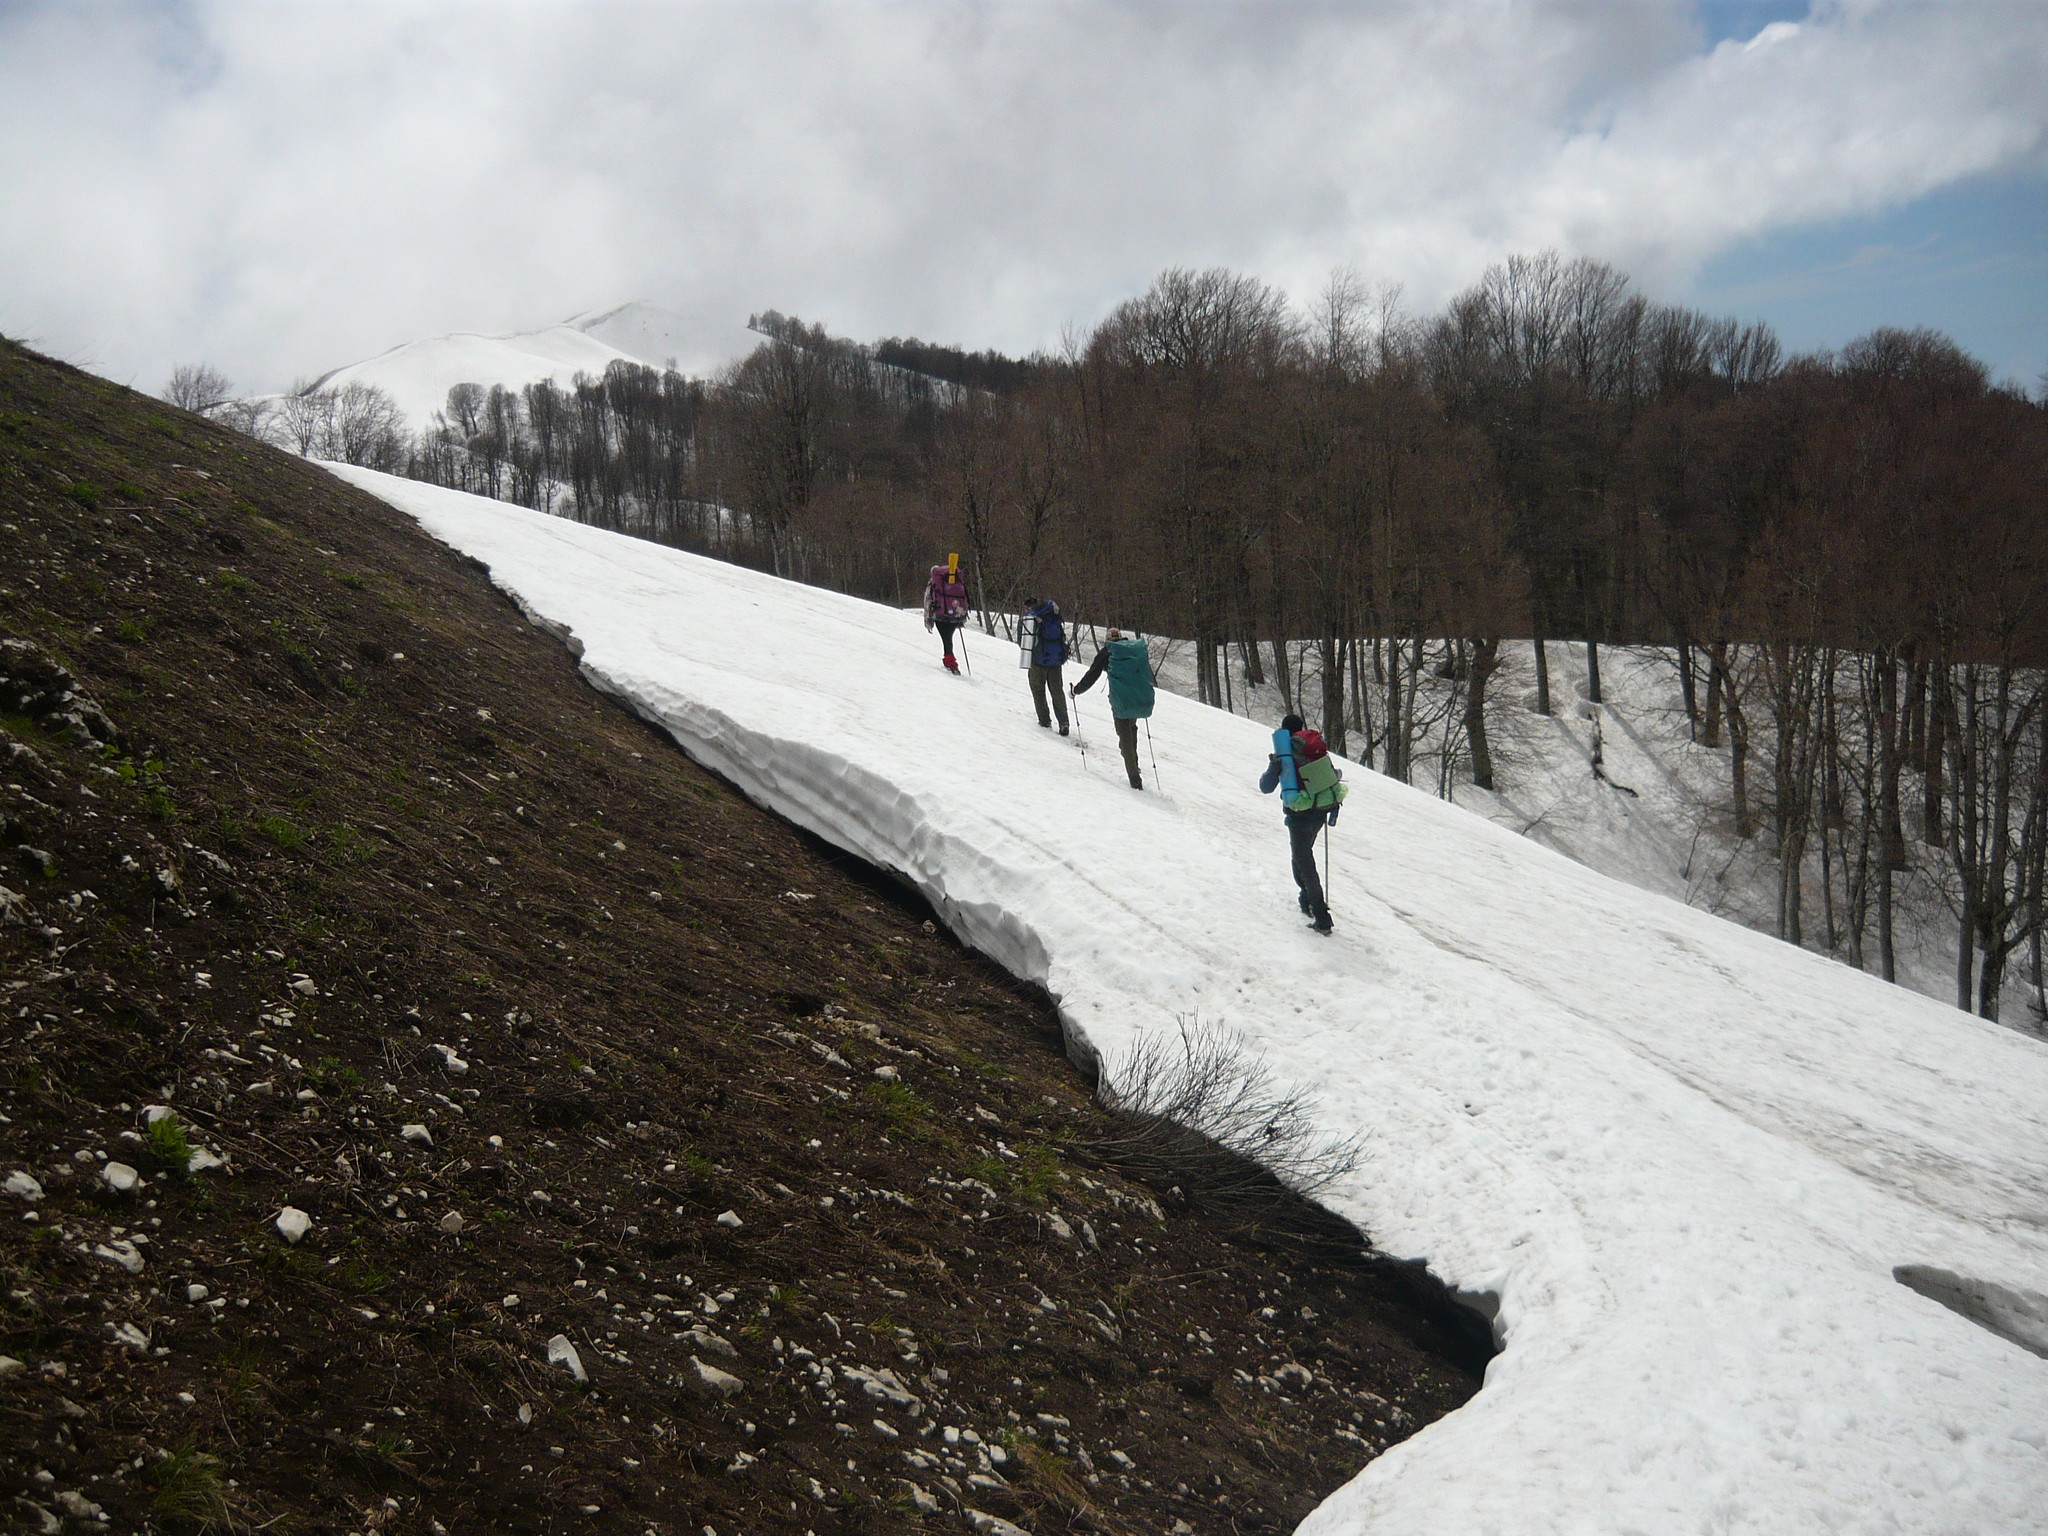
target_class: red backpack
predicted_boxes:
[1293,728,1330,764]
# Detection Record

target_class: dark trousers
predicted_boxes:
[935,619,962,658]
[1288,808,1332,919]
[1114,716,1142,788]
[1029,665,1068,729]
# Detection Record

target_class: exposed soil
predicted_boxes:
[0,338,1487,1536]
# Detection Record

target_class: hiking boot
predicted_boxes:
[1309,911,1333,935]
[1058,725,1069,737]
[942,654,959,673]
[1037,718,1051,729]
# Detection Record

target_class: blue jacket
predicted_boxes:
[1025,600,1068,669]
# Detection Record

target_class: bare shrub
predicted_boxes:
[1085,1017,1364,1224]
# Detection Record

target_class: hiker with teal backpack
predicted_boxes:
[1072,629,1154,789]
[1260,712,1347,934]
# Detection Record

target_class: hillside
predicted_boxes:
[333,463,2048,1534]
[0,340,1483,1536]
[301,304,750,426]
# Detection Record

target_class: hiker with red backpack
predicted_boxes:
[1260,712,1347,934]
[923,554,971,673]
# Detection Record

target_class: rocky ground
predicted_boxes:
[0,337,1487,1536]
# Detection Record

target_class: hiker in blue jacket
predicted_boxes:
[1020,597,1070,735]
[1073,629,1154,789]
[1260,712,1346,934]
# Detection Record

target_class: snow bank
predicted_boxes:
[331,464,2048,1535]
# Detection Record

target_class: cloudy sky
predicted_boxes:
[3,0,2044,396]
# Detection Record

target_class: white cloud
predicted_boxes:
[1,0,2042,395]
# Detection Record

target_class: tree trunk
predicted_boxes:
[1320,634,1347,758]
[1270,638,1294,711]
[1532,625,1552,715]
[1585,639,1603,706]
[1464,638,1502,792]
[1702,642,1728,749]
[1677,642,1698,738]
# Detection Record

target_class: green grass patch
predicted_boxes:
[145,1112,195,1174]
[213,569,252,593]
[253,814,306,850]
[149,1445,230,1530]
[864,1080,933,1138]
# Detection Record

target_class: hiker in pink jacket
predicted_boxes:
[923,555,971,674]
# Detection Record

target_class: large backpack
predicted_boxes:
[1272,726,1347,813]
[1104,637,1154,719]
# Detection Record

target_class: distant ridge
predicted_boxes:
[304,302,754,425]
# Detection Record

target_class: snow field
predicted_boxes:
[331,464,2048,1536]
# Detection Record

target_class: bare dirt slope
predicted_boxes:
[0,339,1483,1536]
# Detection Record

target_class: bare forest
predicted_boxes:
[183,256,2048,1023]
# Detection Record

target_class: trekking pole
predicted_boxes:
[1070,685,1090,771]
[1143,718,1162,794]
[958,627,973,677]
[1323,816,1334,918]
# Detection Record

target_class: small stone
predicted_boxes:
[965,1512,1030,1536]
[685,1355,744,1400]
[290,977,319,996]
[682,1327,737,1361]
[903,1483,940,1514]
[714,1210,742,1229]
[873,1065,900,1082]
[142,1104,173,1124]
[246,1081,274,1098]
[186,1283,209,1303]
[438,1211,465,1235]
[101,1162,139,1194]
[871,1418,899,1439]
[401,1124,433,1147]
[55,1491,105,1522]
[431,1044,470,1074]
[726,1450,759,1474]
[4,1171,43,1202]
[546,1334,587,1383]
[1045,1212,1073,1242]
[186,1147,224,1173]
[275,1206,312,1244]
[0,1356,22,1378]
[517,1403,532,1425]
[108,1320,150,1351]
[502,1294,521,1309]
[94,1240,144,1274]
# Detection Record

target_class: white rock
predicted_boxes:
[186,1284,209,1303]
[401,1124,433,1146]
[108,1321,150,1351]
[142,1104,173,1125]
[246,1081,274,1098]
[1045,1212,1074,1242]
[726,1450,759,1474]
[4,1171,43,1202]
[290,977,318,996]
[965,1511,1030,1536]
[502,1294,521,1309]
[683,1327,737,1361]
[0,1356,22,1378]
[186,1147,225,1174]
[714,1210,742,1229]
[439,1211,465,1234]
[872,1418,900,1438]
[546,1334,587,1383]
[274,1206,312,1244]
[517,1402,533,1425]
[55,1491,105,1521]
[873,1065,900,1082]
[101,1162,139,1194]
[94,1241,144,1274]
[431,1044,469,1074]
[685,1355,744,1400]
[904,1483,941,1514]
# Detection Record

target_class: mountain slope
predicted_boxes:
[333,463,2048,1535]
[0,339,1481,1536]
[305,304,752,426]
